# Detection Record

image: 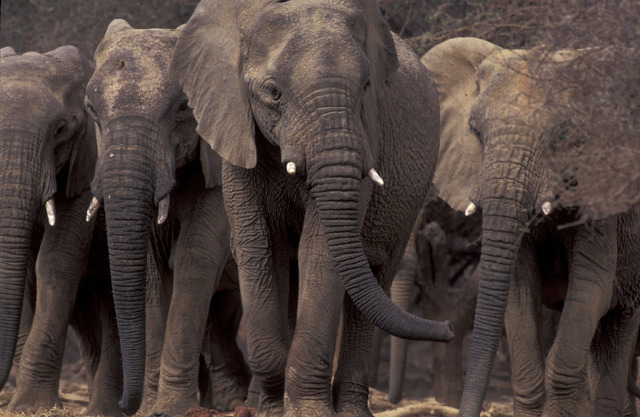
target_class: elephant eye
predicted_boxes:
[53,120,67,138]
[363,80,371,92]
[175,99,192,121]
[265,83,282,101]
[469,118,483,144]
[84,97,98,121]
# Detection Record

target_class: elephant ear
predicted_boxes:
[355,0,399,86]
[421,37,501,212]
[170,0,257,169]
[46,45,98,198]
[65,119,98,198]
[199,138,223,189]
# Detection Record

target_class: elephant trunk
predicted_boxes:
[459,149,532,416]
[0,129,55,388]
[97,122,161,414]
[308,143,453,341]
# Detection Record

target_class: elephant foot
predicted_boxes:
[335,404,373,417]
[7,385,62,413]
[541,398,592,417]
[82,395,123,417]
[150,396,200,417]
[284,399,337,417]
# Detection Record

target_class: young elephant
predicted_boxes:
[386,190,481,407]
[0,46,121,415]
[422,37,640,417]
[85,20,250,415]
[170,1,453,416]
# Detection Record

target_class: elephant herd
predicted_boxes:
[1,1,638,417]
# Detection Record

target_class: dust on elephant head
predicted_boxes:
[423,37,640,417]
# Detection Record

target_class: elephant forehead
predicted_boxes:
[477,50,547,117]
[248,1,366,56]
[91,29,180,114]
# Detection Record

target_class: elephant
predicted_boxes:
[84,20,251,416]
[169,0,454,416]
[0,46,122,415]
[386,189,481,407]
[422,37,640,417]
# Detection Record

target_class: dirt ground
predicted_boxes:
[0,326,516,417]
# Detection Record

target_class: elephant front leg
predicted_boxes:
[506,243,546,417]
[81,284,124,417]
[199,288,251,412]
[284,218,342,417]
[589,308,640,417]
[332,296,375,417]
[8,196,93,412]
[543,220,617,417]
[140,250,172,415]
[153,198,229,416]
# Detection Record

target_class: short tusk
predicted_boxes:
[542,201,552,216]
[286,161,296,175]
[368,168,384,186]
[465,202,477,217]
[157,195,170,225]
[86,196,100,222]
[45,199,56,226]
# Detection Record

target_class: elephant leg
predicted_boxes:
[387,266,416,404]
[153,194,229,415]
[140,250,172,415]
[284,216,342,417]
[78,277,123,417]
[332,296,375,417]
[506,242,545,417]
[199,288,251,412]
[543,219,617,417]
[589,308,640,417]
[9,198,92,411]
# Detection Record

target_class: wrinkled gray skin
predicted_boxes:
[423,37,640,417]
[0,46,121,415]
[387,191,481,407]
[172,0,452,416]
[85,21,251,416]
[170,0,453,416]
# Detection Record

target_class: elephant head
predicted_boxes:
[84,19,223,413]
[170,0,452,342]
[0,46,96,389]
[422,37,640,415]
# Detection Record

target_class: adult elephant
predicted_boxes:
[0,46,121,415]
[422,37,640,417]
[85,20,251,416]
[387,190,481,407]
[170,1,454,416]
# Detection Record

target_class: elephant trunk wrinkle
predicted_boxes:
[310,157,454,342]
[459,195,525,417]
[0,211,38,388]
[103,193,152,414]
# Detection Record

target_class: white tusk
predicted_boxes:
[86,196,100,222]
[286,161,296,175]
[542,201,552,216]
[368,168,384,186]
[465,202,477,217]
[45,199,56,226]
[157,195,170,225]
